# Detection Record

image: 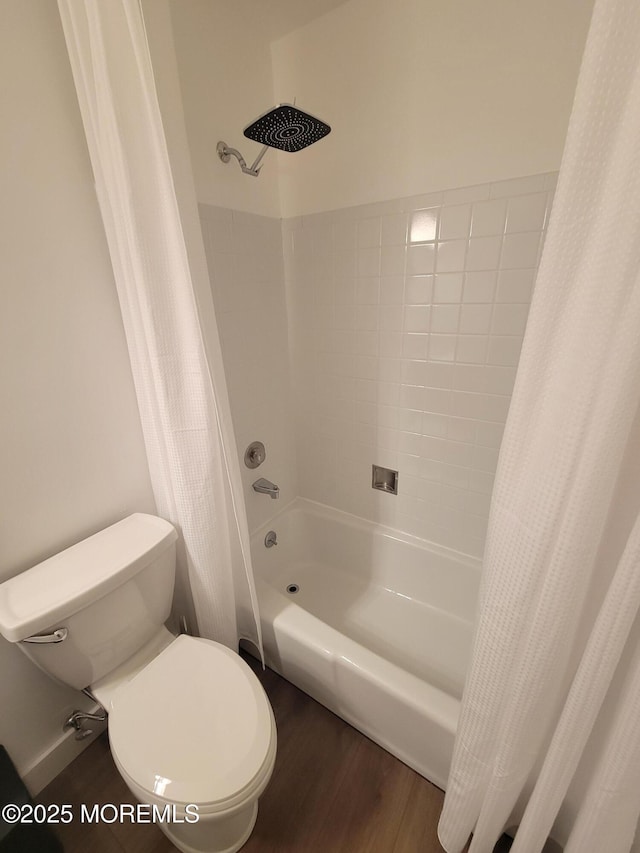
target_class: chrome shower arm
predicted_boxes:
[216,141,269,177]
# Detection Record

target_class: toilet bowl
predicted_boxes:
[95,633,276,853]
[103,633,276,853]
[0,513,276,853]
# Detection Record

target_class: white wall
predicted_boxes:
[0,0,155,790]
[271,0,594,217]
[168,0,281,218]
[200,206,299,533]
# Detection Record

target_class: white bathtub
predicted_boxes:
[250,498,481,789]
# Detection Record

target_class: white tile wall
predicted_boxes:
[283,173,556,557]
[200,174,554,557]
[200,204,298,533]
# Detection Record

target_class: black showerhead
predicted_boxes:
[243,104,331,153]
[217,103,331,177]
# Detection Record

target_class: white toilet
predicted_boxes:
[0,513,276,853]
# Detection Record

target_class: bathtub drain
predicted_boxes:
[286,583,299,594]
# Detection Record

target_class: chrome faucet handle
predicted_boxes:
[244,441,266,469]
[264,530,278,547]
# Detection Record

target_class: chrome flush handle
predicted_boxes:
[23,628,68,644]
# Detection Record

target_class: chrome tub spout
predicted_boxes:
[252,477,280,499]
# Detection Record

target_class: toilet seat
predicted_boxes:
[108,635,276,814]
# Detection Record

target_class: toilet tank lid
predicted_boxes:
[0,514,177,643]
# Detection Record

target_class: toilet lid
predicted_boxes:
[108,635,274,808]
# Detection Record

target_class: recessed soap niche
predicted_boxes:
[372,464,399,495]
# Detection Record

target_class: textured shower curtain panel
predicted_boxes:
[438,0,640,851]
[57,0,263,654]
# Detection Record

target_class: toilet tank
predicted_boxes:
[0,514,178,690]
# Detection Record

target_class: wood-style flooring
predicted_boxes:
[37,653,512,852]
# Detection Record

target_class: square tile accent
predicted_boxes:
[436,240,467,273]
[434,273,464,303]
[466,236,502,271]
[409,208,438,243]
[407,243,436,275]
[500,232,541,269]
[471,199,507,237]
[439,204,472,240]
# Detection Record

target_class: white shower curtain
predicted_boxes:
[438,0,640,851]
[57,0,263,655]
